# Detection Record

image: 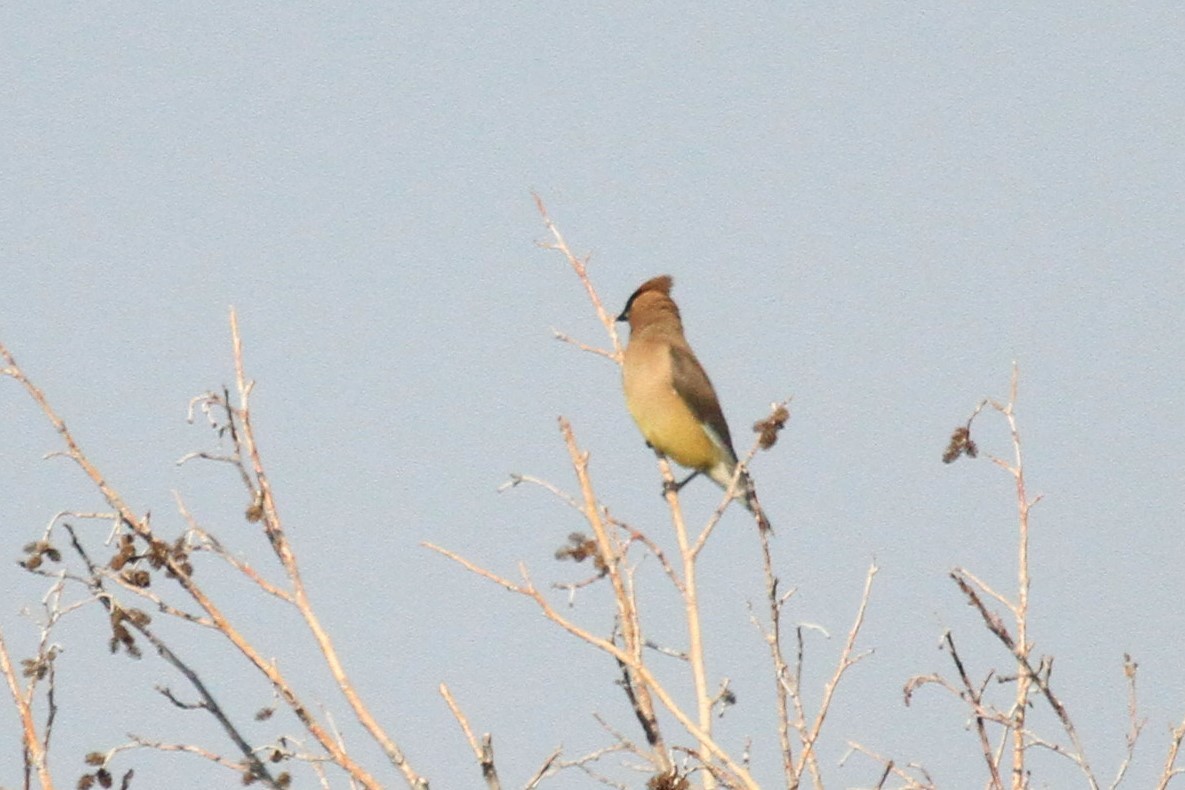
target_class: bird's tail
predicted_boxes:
[740,478,772,533]
[714,462,772,532]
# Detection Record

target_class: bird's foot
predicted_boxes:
[662,470,701,497]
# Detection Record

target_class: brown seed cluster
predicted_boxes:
[21,654,51,680]
[108,535,135,571]
[245,491,265,523]
[942,425,978,464]
[554,532,607,575]
[19,540,61,571]
[242,762,290,786]
[109,533,194,585]
[753,403,791,450]
[107,606,150,659]
[76,758,130,790]
[647,769,691,790]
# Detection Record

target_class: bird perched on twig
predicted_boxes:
[617,275,770,531]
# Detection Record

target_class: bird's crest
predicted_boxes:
[618,275,674,321]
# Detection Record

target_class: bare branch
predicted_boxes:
[1156,714,1185,790]
[841,741,936,790]
[552,330,618,361]
[62,525,286,789]
[227,310,426,788]
[428,539,759,788]
[532,194,623,362]
[0,624,53,789]
[439,684,500,789]
[794,562,878,781]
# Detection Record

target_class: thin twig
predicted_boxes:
[439,684,500,790]
[558,417,669,772]
[795,562,878,781]
[425,543,760,789]
[655,451,715,787]
[4,335,390,789]
[1156,714,1185,790]
[533,194,623,362]
[228,310,425,789]
[841,741,936,789]
[0,624,53,789]
[1108,654,1145,789]
[944,630,1003,788]
[524,746,563,789]
[64,525,285,789]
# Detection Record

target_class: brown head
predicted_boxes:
[616,275,682,332]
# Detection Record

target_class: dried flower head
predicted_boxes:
[942,425,978,464]
[647,769,690,790]
[753,402,791,450]
[554,533,607,574]
[246,491,265,523]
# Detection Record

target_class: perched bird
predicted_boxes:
[617,275,769,530]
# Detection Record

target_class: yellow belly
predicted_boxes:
[647,414,717,470]
[627,388,719,471]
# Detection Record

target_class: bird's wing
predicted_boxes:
[668,344,739,462]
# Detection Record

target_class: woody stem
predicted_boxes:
[661,459,716,789]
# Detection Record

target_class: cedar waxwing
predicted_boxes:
[617,275,770,531]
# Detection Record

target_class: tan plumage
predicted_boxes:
[617,275,769,530]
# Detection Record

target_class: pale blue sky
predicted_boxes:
[2,3,1183,787]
